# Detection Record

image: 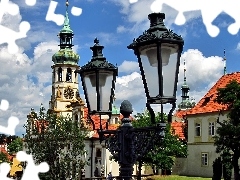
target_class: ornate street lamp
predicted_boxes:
[78,12,184,180]
[128,13,184,123]
[76,38,118,116]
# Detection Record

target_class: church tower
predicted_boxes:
[178,59,195,110]
[49,1,80,116]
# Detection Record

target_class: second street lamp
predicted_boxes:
[76,38,118,129]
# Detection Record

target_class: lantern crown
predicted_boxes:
[80,38,118,72]
[127,13,184,50]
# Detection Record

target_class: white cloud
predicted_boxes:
[86,32,121,47]
[236,42,240,50]
[117,25,127,33]
[0,40,57,135]
[114,72,145,106]
[110,0,202,35]
[118,60,139,73]
[178,49,224,92]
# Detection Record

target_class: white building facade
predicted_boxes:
[174,72,240,178]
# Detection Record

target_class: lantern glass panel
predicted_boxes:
[139,44,159,98]
[139,43,179,102]
[161,43,179,97]
[83,70,114,112]
[99,71,114,111]
[83,72,97,111]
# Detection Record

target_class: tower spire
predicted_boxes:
[223,49,227,75]
[61,0,72,35]
[183,58,187,85]
[178,59,195,110]
[52,0,79,64]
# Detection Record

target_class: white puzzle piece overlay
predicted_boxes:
[130,0,240,37]
[0,0,82,54]
[0,99,50,179]
[0,151,49,180]
[0,0,31,54]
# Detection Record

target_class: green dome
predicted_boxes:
[52,48,79,65]
[178,99,195,110]
[112,105,120,115]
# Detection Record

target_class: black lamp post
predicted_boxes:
[128,12,184,123]
[77,12,184,180]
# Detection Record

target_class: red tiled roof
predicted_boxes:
[84,107,131,138]
[187,72,240,115]
[174,109,189,119]
[171,122,185,140]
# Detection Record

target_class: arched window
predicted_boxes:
[58,67,62,81]
[96,149,101,158]
[66,37,70,44]
[66,68,72,82]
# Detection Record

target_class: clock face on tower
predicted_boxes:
[64,86,74,99]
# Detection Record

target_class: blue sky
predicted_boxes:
[1,0,240,135]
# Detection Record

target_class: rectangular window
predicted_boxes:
[209,122,215,136]
[201,153,208,166]
[195,123,201,136]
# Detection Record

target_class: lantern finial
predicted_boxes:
[94,38,99,44]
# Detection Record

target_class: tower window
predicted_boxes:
[53,69,55,82]
[58,67,62,81]
[75,114,78,122]
[114,117,118,124]
[66,37,70,44]
[66,68,72,82]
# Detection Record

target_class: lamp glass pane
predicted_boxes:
[83,72,97,111]
[139,45,159,97]
[99,71,114,111]
[161,43,179,97]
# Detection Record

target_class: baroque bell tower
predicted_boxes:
[49,1,80,116]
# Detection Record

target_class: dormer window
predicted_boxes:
[201,94,214,107]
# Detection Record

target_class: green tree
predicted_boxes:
[24,106,89,180]
[7,137,23,155]
[132,110,187,174]
[214,79,240,180]
[221,150,232,180]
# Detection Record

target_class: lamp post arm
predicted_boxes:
[168,102,176,123]
[146,103,156,124]
[87,114,96,130]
